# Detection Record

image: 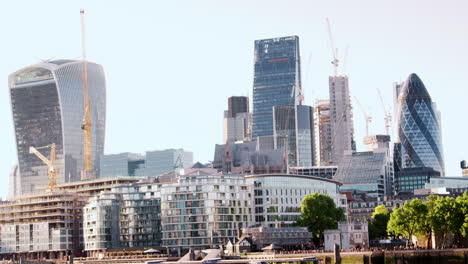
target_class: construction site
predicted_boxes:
[0,9,141,260]
[0,177,140,260]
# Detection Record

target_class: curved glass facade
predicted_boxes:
[395,73,445,175]
[246,174,342,227]
[9,60,106,194]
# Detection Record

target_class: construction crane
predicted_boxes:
[29,144,57,190]
[342,45,349,76]
[354,96,372,136]
[377,88,392,135]
[80,9,95,180]
[326,18,339,76]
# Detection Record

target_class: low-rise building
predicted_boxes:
[245,174,346,227]
[241,226,312,250]
[324,221,369,250]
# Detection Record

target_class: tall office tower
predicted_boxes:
[393,82,403,104]
[394,73,445,175]
[329,76,355,164]
[223,96,251,142]
[228,96,249,118]
[313,99,333,166]
[9,60,106,194]
[252,36,302,139]
[273,105,314,167]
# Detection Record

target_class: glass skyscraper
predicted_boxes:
[273,105,314,167]
[394,73,445,175]
[9,60,106,194]
[252,36,301,139]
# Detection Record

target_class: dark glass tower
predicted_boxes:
[252,36,301,139]
[228,96,249,118]
[9,60,106,194]
[394,73,445,175]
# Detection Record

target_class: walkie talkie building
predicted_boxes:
[9,60,106,195]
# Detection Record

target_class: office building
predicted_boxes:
[7,165,20,199]
[100,149,193,178]
[329,76,355,164]
[289,166,337,179]
[9,60,106,194]
[146,149,193,176]
[313,99,333,166]
[252,36,302,139]
[160,171,254,249]
[394,73,445,175]
[223,96,251,142]
[228,96,249,119]
[395,167,441,195]
[461,161,468,177]
[213,141,285,174]
[245,174,345,227]
[334,135,393,198]
[273,105,314,167]
[423,176,468,196]
[100,152,145,178]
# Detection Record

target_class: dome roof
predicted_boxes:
[399,73,431,101]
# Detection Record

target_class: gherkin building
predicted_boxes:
[394,73,445,175]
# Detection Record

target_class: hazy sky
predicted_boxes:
[1,0,467,198]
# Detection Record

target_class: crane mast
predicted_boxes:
[326,18,339,77]
[29,144,57,190]
[80,9,94,180]
[377,88,392,135]
[354,96,372,136]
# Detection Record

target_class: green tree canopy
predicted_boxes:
[369,205,390,240]
[428,195,466,248]
[387,198,428,246]
[296,193,345,246]
[457,193,468,237]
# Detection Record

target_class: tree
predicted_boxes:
[457,192,468,238]
[369,205,390,240]
[428,196,465,248]
[296,193,345,246]
[387,198,428,246]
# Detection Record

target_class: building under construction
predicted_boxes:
[0,177,139,260]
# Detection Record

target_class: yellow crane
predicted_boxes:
[29,144,57,190]
[80,9,95,180]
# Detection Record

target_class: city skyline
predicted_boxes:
[1,0,468,198]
